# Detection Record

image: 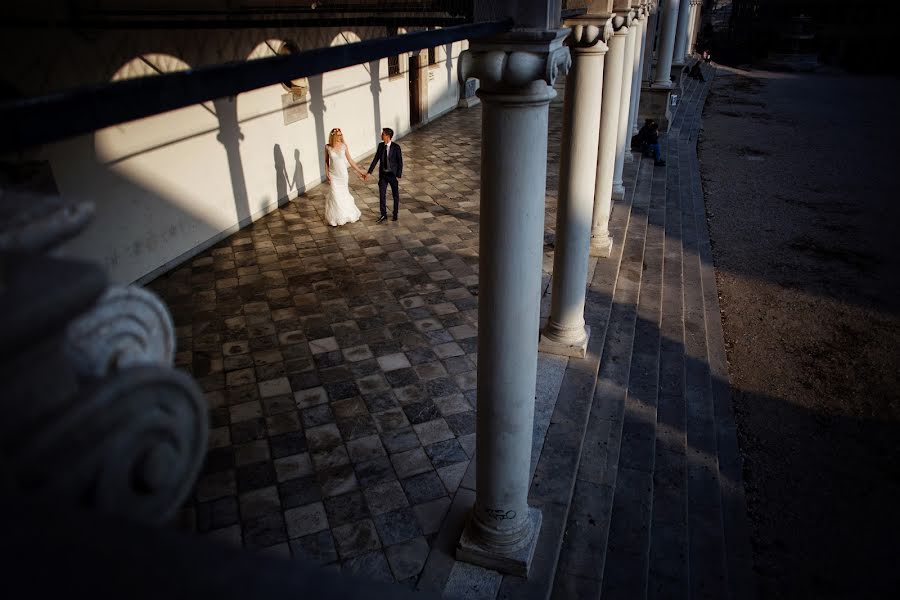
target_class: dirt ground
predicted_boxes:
[698,66,900,599]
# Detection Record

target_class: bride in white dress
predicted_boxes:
[324,128,365,226]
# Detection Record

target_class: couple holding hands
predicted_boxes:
[323,127,403,227]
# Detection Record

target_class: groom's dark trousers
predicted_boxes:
[368,141,403,218]
[378,174,400,218]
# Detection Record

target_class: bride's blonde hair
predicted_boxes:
[328,127,343,146]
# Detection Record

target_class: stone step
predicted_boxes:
[679,70,755,600]
[548,63,754,600]
[550,153,658,598]
[598,147,667,599]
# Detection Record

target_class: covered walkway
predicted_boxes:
[151,56,750,599]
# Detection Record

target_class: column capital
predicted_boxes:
[564,18,614,51]
[459,29,572,91]
[611,12,632,32]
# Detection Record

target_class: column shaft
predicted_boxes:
[629,14,647,135]
[685,0,700,57]
[672,0,693,66]
[642,7,658,85]
[654,0,680,87]
[612,19,638,195]
[590,20,628,257]
[541,27,608,357]
[456,31,570,576]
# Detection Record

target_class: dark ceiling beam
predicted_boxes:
[0,16,468,29]
[0,19,511,153]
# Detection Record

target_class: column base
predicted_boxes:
[639,84,673,132]
[624,151,634,163]
[458,96,481,108]
[612,183,626,201]
[539,324,590,358]
[589,234,613,257]
[456,506,543,578]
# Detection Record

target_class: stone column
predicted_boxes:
[688,0,703,56]
[456,30,570,576]
[629,6,649,135]
[590,16,629,257]
[685,1,697,56]
[612,11,637,196]
[654,0,680,87]
[642,2,659,85]
[672,0,693,68]
[540,22,610,358]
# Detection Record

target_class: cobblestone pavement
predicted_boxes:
[149,97,564,583]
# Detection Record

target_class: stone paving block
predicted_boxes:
[204,524,243,548]
[373,507,423,547]
[196,496,240,533]
[238,485,281,520]
[323,490,370,527]
[309,441,351,471]
[301,403,335,428]
[229,400,262,423]
[345,434,386,463]
[444,562,503,600]
[294,386,328,409]
[412,418,454,446]
[402,402,441,426]
[332,518,381,560]
[290,529,340,564]
[423,438,468,469]
[342,550,395,583]
[372,407,411,434]
[362,390,399,413]
[385,536,430,581]
[316,464,359,497]
[284,501,329,539]
[265,409,301,435]
[401,471,446,505]
[243,512,288,550]
[278,474,321,509]
[305,423,342,451]
[379,427,421,455]
[363,479,409,516]
[410,496,449,537]
[390,448,433,480]
[268,431,307,459]
[236,461,277,494]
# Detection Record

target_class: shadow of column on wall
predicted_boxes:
[291,149,304,199]
[445,42,454,90]
[273,143,289,202]
[212,97,250,222]
[308,75,327,181]
[369,59,382,140]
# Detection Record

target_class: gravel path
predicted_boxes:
[698,65,900,599]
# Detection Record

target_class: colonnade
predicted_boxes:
[455,0,703,576]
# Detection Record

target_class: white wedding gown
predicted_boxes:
[324,144,361,226]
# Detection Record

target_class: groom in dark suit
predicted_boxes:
[365,127,403,222]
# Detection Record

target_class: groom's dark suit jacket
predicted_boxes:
[367,142,403,179]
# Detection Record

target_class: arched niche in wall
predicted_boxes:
[247,39,309,98]
[246,39,311,125]
[98,53,217,166]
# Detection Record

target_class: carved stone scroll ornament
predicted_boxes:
[13,366,207,524]
[65,285,176,377]
[458,40,572,93]
[569,18,615,50]
[0,190,94,253]
[0,191,207,526]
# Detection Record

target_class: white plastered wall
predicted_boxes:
[10,28,464,283]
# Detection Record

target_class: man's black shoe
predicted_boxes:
[392,214,398,221]
[376,215,387,223]
[654,160,666,166]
